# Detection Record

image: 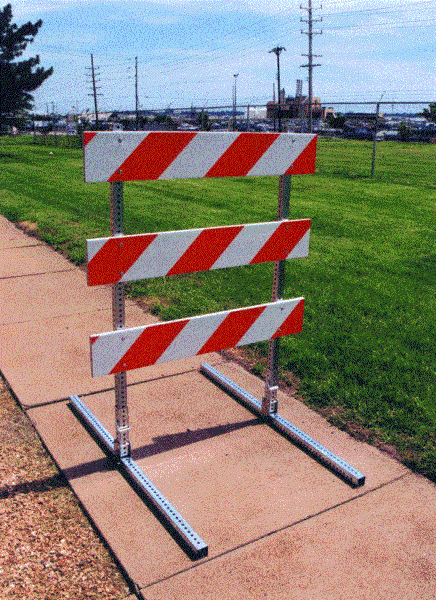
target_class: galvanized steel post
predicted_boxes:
[110,181,130,458]
[262,174,291,416]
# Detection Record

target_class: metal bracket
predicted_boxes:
[262,385,278,415]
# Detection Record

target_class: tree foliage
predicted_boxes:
[422,103,436,124]
[0,3,53,127]
[326,113,347,129]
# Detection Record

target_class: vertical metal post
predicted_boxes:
[262,174,291,416]
[110,181,130,458]
[370,101,380,177]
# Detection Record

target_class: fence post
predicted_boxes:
[371,101,381,177]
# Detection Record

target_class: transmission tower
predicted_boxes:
[300,0,322,132]
[86,54,102,129]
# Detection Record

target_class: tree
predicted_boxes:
[422,103,436,124]
[326,113,346,129]
[196,110,211,131]
[398,121,411,142]
[0,3,53,130]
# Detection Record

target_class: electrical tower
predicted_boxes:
[86,54,102,129]
[300,0,322,132]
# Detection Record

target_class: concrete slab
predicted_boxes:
[0,305,219,406]
[0,270,112,324]
[0,215,40,248]
[142,473,436,600]
[28,366,406,588]
[0,244,75,277]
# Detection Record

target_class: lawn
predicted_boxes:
[1,135,435,481]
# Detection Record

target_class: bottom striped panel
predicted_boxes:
[90,298,304,377]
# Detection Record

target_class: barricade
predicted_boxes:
[70,131,364,559]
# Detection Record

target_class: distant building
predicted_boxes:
[267,95,325,121]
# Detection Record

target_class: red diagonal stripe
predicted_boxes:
[198,305,266,355]
[88,234,157,285]
[83,132,97,146]
[272,299,305,338]
[250,219,311,264]
[108,131,197,181]
[109,319,189,374]
[205,133,280,178]
[166,225,244,276]
[286,136,317,174]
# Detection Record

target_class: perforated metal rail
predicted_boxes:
[69,395,208,558]
[200,364,365,487]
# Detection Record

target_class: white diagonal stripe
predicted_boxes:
[287,229,310,259]
[156,310,229,364]
[84,132,149,182]
[237,298,302,346]
[121,228,202,281]
[211,221,280,270]
[91,326,145,377]
[159,132,238,180]
[247,134,315,176]
[87,238,108,262]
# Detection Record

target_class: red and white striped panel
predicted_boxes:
[83,131,317,182]
[87,219,311,286]
[90,297,304,377]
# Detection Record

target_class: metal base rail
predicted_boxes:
[200,364,365,487]
[69,395,208,559]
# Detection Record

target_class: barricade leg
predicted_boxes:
[200,363,365,487]
[200,175,365,487]
[70,180,208,558]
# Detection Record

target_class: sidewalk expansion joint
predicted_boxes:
[0,306,112,327]
[1,242,45,249]
[140,472,411,591]
[0,268,76,281]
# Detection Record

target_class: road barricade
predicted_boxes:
[70,131,364,559]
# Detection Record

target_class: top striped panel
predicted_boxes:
[83,131,317,182]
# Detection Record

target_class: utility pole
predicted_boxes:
[86,54,102,129]
[269,46,286,132]
[135,56,139,130]
[232,73,239,131]
[300,0,322,132]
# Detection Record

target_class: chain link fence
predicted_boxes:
[6,99,434,181]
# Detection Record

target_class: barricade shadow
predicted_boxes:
[0,473,67,498]
[62,411,261,483]
[131,417,260,461]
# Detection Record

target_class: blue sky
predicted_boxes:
[11,0,436,114]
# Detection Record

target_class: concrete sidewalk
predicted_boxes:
[1,214,435,599]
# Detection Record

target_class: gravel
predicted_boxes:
[0,378,132,600]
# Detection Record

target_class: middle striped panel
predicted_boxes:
[90,297,304,377]
[87,219,311,286]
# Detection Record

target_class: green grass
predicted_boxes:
[1,135,435,481]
